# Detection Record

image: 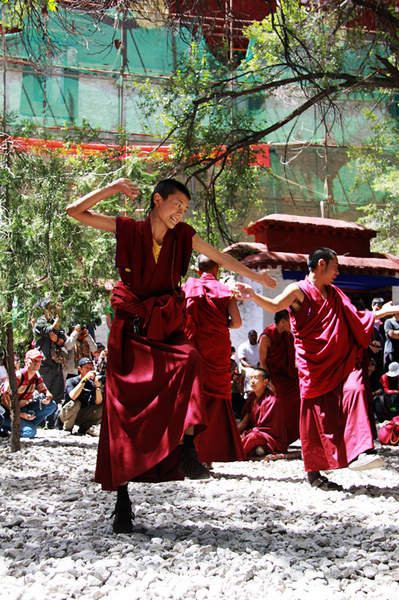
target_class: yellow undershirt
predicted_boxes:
[152,238,162,263]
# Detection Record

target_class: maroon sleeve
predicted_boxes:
[174,222,196,278]
[115,216,136,269]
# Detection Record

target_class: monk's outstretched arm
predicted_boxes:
[374,302,399,320]
[234,282,304,314]
[66,178,140,232]
[192,235,277,289]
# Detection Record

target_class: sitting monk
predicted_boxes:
[238,367,288,459]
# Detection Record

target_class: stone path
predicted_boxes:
[1,431,399,599]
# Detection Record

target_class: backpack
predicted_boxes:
[378,416,399,446]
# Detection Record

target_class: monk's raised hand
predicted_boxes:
[232,282,255,300]
[114,177,141,199]
[257,269,277,289]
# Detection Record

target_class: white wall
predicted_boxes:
[229,266,285,349]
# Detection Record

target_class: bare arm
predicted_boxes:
[375,303,399,321]
[65,178,140,232]
[234,281,304,314]
[227,297,242,329]
[68,378,86,401]
[192,235,277,289]
[259,334,271,371]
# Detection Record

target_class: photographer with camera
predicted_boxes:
[60,357,102,436]
[33,299,65,427]
[0,349,56,438]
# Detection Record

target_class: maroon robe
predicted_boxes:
[95,216,207,490]
[183,273,244,462]
[240,390,288,458]
[260,323,300,445]
[290,276,375,472]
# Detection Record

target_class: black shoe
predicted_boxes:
[112,499,134,534]
[179,447,211,480]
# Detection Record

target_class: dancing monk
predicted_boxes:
[183,254,244,465]
[235,247,399,490]
[66,177,276,532]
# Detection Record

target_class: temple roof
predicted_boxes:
[223,242,399,276]
[245,214,375,238]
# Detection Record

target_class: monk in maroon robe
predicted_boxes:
[183,255,244,464]
[238,368,287,458]
[259,310,300,446]
[235,247,399,490]
[66,177,277,533]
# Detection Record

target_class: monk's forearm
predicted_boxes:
[374,305,399,320]
[66,181,118,217]
[251,292,281,313]
[220,253,264,283]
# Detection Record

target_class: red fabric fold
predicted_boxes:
[241,391,288,458]
[95,217,207,490]
[292,276,375,400]
[260,323,300,445]
[183,273,244,462]
[290,277,374,471]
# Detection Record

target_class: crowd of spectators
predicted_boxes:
[0,298,108,439]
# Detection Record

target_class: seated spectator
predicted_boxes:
[0,349,56,438]
[60,357,103,435]
[238,368,288,459]
[380,361,399,418]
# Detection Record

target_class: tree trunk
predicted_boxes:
[5,301,20,452]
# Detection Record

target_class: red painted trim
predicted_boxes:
[5,137,271,167]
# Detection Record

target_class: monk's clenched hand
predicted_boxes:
[113,178,141,200]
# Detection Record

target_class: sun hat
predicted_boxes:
[387,362,399,378]
[25,349,44,361]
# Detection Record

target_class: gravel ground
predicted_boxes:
[1,430,399,600]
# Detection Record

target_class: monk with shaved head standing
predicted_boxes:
[235,247,399,490]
